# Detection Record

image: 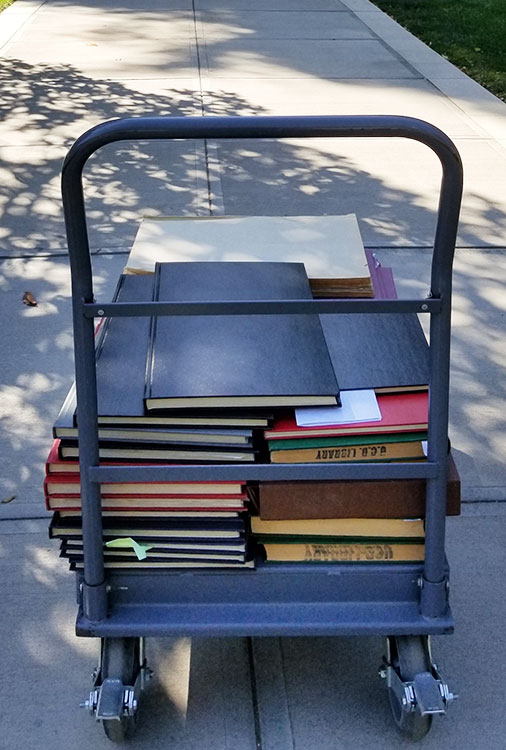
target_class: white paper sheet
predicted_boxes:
[295,389,381,427]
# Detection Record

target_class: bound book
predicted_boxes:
[55,380,272,430]
[49,512,245,540]
[261,542,425,563]
[56,509,242,518]
[44,485,247,512]
[69,559,255,570]
[255,452,461,519]
[124,214,373,297]
[59,537,247,553]
[250,516,425,543]
[44,481,246,502]
[43,450,245,495]
[144,261,340,411]
[54,424,254,447]
[320,313,429,393]
[267,431,426,450]
[269,439,426,463]
[97,413,273,428]
[70,272,274,428]
[60,540,247,562]
[58,441,256,463]
[265,391,428,440]
[318,255,429,393]
[94,274,153,419]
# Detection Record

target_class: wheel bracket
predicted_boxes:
[96,678,133,721]
[379,661,456,717]
[80,644,152,721]
[413,671,446,716]
[80,680,138,720]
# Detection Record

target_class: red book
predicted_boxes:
[265,392,428,440]
[45,440,160,474]
[56,509,243,519]
[44,441,245,494]
[46,497,246,512]
[43,472,246,499]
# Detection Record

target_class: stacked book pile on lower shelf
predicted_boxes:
[250,516,426,563]
[249,451,461,564]
[45,246,460,573]
[45,443,253,569]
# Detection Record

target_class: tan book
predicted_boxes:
[70,560,255,569]
[270,440,426,463]
[250,516,425,540]
[262,542,425,563]
[124,214,372,298]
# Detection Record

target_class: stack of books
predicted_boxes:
[249,516,426,563]
[249,399,460,564]
[45,214,460,572]
[247,248,460,565]
[264,391,429,464]
[124,214,374,298]
[45,251,352,571]
[45,441,253,570]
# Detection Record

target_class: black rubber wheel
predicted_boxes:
[101,638,140,743]
[387,636,433,741]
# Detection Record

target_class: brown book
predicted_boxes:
[257,453,460,519]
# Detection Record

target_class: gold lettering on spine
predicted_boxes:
[302,543,396,562]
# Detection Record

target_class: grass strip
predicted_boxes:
[373,0,506,101]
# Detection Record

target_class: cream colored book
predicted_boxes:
[250,517,425,539]
[124,214,372,297]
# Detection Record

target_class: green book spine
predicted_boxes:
[253,535,425,544]
[268,431,427,451]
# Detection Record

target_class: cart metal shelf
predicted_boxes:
[62,114,462,741]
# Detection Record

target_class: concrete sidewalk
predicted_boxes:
[1,0,506,747]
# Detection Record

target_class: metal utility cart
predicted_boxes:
[61,115,462,742]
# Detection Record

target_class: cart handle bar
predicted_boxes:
[61,115,463,304]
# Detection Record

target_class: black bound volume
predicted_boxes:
[144,262,340,411]
[320,312,429,392]
[95,274,154,417]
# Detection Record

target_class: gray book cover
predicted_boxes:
[145,262,340,410]
[320,313,429,391]
[96,274,155,417]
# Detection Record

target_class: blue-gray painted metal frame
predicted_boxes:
[61,115,462,633]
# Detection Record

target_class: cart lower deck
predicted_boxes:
[75,561,453,638]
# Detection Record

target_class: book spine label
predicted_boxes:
[271,443,424,463]
[265,543,425,562]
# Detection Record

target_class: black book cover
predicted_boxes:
[52,381,77,437]
[49,512,245,539]
[55,425,253,446]
[61,548,246,561]
[95,274,155,418]
[60,538,247,553]
[57,440,257,463]
[68,559,255,570]
[145,262,340,410]
[54,380,272,431]
[54,274,155,427]
[320,313,429,392]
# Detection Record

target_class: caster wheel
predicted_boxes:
[387,636,433,741]
[101,638,141,743]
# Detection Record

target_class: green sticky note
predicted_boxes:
[105,537,153,561]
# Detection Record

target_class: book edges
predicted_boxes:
[256,453,461,519]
